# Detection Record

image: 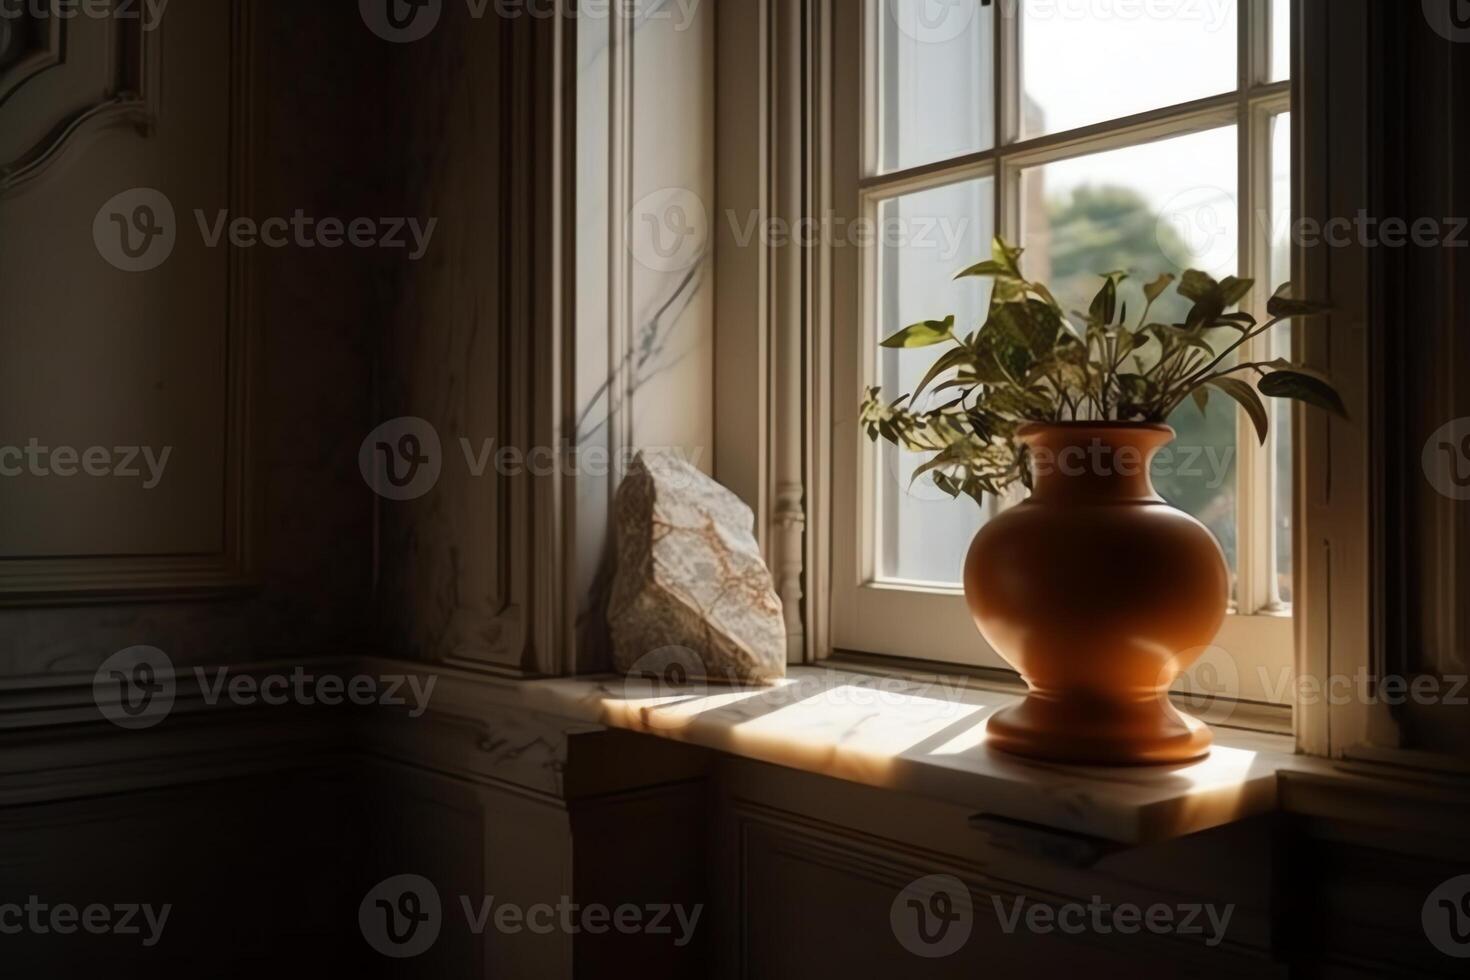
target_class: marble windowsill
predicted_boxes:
[500,665,1330,847]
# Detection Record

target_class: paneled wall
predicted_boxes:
[377,1,715,675]
[0,0,380,677]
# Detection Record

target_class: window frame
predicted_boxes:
[830,0,1298,706]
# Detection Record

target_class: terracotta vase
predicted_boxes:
[965,422,1229,766]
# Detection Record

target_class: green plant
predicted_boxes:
[860,237,1344,504]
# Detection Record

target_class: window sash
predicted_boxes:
[834,0,1296,704]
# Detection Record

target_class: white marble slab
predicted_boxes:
[503,666,1324,845]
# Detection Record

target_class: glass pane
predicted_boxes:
[875,176,995,584]
[875,0,994,174]
[1270,0,1291,82]
[1270,113,1293,602]
[1020,128,1241,586]
[1021,0,1238,138]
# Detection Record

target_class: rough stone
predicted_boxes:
[608,451,787,684]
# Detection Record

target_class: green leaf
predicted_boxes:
[954,259,1016,281]
[1089,276,1119,326]
[1178,269,1220,303]
[1206,377,1271,444]
[911,346,975,402]
[1214,311,1258,332]
[881,315,956,349]
[992,237,1025,277]
[1186,294,1226,331]
[1267,283,1331,319]
[1144,273,1176,304]
[1258,369,1350,420]
[988,299,1063,358]
[1030,282,1064,314]
[1217,276,1256,308]
[1191,387,1210,418]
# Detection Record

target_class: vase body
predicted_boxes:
[965,423,1229,766]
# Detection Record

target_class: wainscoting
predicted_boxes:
[5,661,1467,977]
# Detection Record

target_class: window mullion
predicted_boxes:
[1237,0,1278,616]
[995,0,1019,245]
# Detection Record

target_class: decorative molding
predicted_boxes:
[0,10,160,196]
[773,482,805,657]
[0,0,256,602]
[714,0,773,546]
[0,4,63,109]
[717,0,829,662]
[442,7,567,677]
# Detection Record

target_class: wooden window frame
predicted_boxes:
[823,0,1295,709]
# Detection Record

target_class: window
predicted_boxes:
[832,0,1295,706]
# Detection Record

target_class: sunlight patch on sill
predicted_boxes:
[729,686,987,759]
[602,680,799,730]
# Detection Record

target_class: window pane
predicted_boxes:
[875,0,994,174]
[874,176,995,584]
[1270,113,1293,602]
[1020,128,1241,587]
[1270,0,1291,82]
[1021,0,1238,138]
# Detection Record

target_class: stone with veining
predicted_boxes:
[609,451,786,684]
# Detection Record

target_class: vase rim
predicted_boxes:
[1017,420,1175,437]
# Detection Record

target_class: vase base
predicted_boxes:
[985,694,1212,767]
